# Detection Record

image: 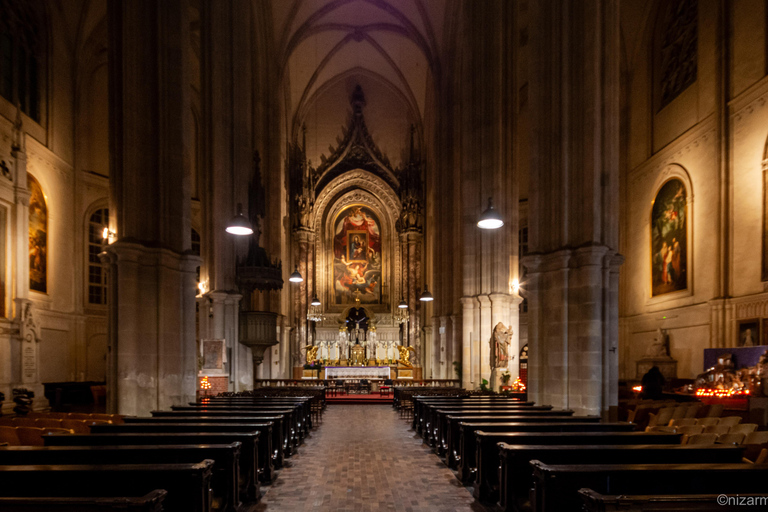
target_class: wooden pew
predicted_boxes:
[42,432,260,502]
[462,423,639,484]
[172,405,305,441]
[413,397,537,432]
[0,489,168,512]
[0,461,214,512]
[431,409,576,454]
[127,414,289,464]
[153,409,299,450]
[498,444,745,512]
[578,488,768,512]
[0,444,242,512]
[443,414,598,464]
[88,423,274,484]
[427,405,557,445]
[185,400,310,432]
[531,462,768,512]
[198,397,314,428]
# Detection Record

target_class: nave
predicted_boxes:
[256,404,487,512]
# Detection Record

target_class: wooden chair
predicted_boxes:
[645,426,677,433]
[718,416,742,427]
[706,403,724,417]
[379,379,393,396]
[683,403,701,418]
[729,423,758,435]
[648,407,676,427]
[34,418,64,429]
[702,424,730,435]
[676,425,703,436]
[716,433,745,445]
[696,417,720,427]
[0,426,20,446]
[16,427,46,446]
[755,448,768,464]
[61,419,92,434]
[744,431,768,445]
[669,417,696,427]
[684,433,719,445]
[10,417,37,427]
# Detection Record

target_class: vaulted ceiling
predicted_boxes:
[266,0,452,169]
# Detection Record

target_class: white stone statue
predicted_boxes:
[645,328,670,358]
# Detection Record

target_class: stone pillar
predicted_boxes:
[204,292,246,391]
[525,0,622,415]
[293,228,313,366]
[460,297,475,389]
[106,0,198,415]
[400,230,422,364]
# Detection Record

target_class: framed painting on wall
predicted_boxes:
[332,205,382,305]
[28,173,47,294]
[738,319,760,348]
[201,339,226,371]
[651,178,687,297]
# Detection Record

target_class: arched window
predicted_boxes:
[656,0,698,110]
[191,227,201,285]
[651,178,687,296]
[86,208,109,304]
[28,173,46,293]
[0,1,45,122]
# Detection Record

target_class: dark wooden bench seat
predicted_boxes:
[428,406,561,447]
[415,399,541,433]
[180,402,308,433]
[129,414,290,461]
[531,462,768,512]
[152,409,298,450]
[42,432,260,501]
[0,444,241,512]
[444,415,601,465]
[429,408,575,448]
[498,444,745,512]
[463,422,637,486]
[92,422,276,478]
[171,405,305,441]
[578,488,768,512]
[461,423,640,484]
[0,461,213,512]
[0,489,167,512]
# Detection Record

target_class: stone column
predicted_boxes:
[293,228,313,366]
[106,0,198,415]
[399,230,422,364]
[459,297,475,389]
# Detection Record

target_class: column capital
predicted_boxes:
[459,296,478,309]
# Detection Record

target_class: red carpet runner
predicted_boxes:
[326,393,393,404]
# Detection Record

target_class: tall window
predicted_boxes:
[519,227,528,314]
[657,0,698,109]
[87,209,109,305]
[191,228,201,285]
[0,2,44,122]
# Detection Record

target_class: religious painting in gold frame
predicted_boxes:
[28,173,47,293]
[650,178,687,297]
[332,205,381,305]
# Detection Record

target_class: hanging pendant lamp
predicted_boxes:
[477,197,504,229]
[419,284,433,302]
[398,297,408,309]
[311,294,321,306]
[225,203,254,235]
[289,265,304,283]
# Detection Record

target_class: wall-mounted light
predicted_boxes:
[197,281,208,297]
[289,265,304,283]
[225,203,254,235]
[477,197,504,229]
[511,278,520,293]
[102,227,117,243]
[419,284,434,302]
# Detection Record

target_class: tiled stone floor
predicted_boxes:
[252,404,492,512]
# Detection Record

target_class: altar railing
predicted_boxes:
[253,379,461,388]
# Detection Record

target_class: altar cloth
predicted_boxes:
[324,366,391,380]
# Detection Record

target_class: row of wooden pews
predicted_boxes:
[0,387,323,511]
[405,393,768,511]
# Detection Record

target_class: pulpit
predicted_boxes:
[350,343,365,366]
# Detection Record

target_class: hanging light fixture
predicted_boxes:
[419,284,434,302]
[477,197,504,229]
[289,265,304,283]
[311,294,321,306]
[225,203,254,235]
[398,297,408,309]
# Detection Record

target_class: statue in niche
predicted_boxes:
[645,328,671,358]
[490,322,513,370]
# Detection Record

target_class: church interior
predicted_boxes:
[2,0,768,510]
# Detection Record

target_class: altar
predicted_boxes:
[325,366,391,380]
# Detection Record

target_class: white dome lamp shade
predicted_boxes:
[419,284,434,302]
[398,297,408,309]
[289,266,304,283]
[477,197,504,229]
[311,294,321,306]
[225,203,254,235]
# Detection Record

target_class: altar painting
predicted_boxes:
[28,174,47,293]
[333,205,381,304]
[651,178,687,297]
